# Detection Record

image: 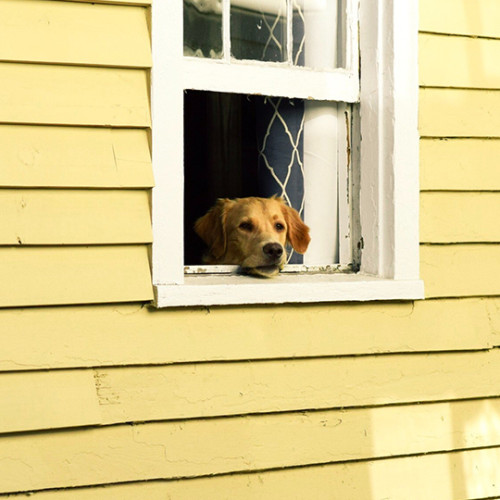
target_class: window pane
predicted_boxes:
[231,0,287,62]
[184,0,223,58]
[293,0,345,69]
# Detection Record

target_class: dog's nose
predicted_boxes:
[263,243,283,260]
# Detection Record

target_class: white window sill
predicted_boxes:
[153,273,424,308]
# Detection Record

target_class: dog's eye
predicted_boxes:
[275,222,285,232]
[239,221,253,231]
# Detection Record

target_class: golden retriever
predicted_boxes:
[195,196,310,277]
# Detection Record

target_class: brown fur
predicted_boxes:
[195,196,311,277]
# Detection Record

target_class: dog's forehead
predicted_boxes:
[231,198,283,220]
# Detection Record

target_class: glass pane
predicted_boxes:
[293,0,345,69]
[184,0,223,58]
[231,0,287,62]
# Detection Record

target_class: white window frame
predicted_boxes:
[151,0,424,307]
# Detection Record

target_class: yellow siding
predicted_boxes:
[0,299,497,372]
[18,446,500,500]
[421,192,500,242]
[420,138,500,191]
[0,371,100,434]
[0,246,153,307]
[0,189,151,245]
[0,126,153,188]
[420,33,500,88]
[0,63,150,127]
[1,399,500,493]
[0,0,499,497]
[420,88,500,137]
[420,0,500,38]
[0,0,151,67]
[421,244,500,298]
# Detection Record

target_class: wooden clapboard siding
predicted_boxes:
[420,33,500,89]
[1,398,499,493]
[16,446,500,500]
[0,63,150,127]
[0,370,100,434]
[0,0,151,68]
[68,0,151,5]
[420,0,500,38]
[421,244,500,298]
[0,189,152,245]
[0,246,153,307]
[421,192,500,243]
[4,349,500,434]
[0,126,153,188]
[419,88,500,137]
[0,298,497,372]
[420,138,500,191]
[73,349,500,426]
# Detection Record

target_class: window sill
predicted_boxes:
[153,273,424,308]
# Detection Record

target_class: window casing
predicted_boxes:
[151,0,424,307]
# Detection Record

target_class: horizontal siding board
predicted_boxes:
[420,0,500,38]
[4,350,500,432]
[0,298,497,371]
[0,63,150,127]
[0,245,153,307]
[420,138,500,191]
[0,370,100,434]
[420,192,500,243]
[94,349,500,424]
[66,0,151,5]
[419,33,500,88]
[18,447,500,500]
[0,0,151,68]
[421,244,500,298]
[419,88,500,137]
[0,189,152,245]
[0,126,153,188]
[0,398,499,492]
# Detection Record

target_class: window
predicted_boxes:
[151,0,424,307]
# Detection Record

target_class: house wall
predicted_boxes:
[0,0,499,498]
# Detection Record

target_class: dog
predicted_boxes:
[194,196,310,277]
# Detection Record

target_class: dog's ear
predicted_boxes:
[194,198,234,260]
[281,203,311,254]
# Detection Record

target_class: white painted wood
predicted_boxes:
[337,103,352,266]
[303,101,339,265]
[151,0,184,285]
[151,0,422,304]
[183,58,359,102]
[358,0,420,280]
[155,274,424,307]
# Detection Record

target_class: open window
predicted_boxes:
[151,0,424,307]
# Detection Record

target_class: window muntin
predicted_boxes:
[184,0,348,70]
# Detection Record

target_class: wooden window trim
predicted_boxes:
[151,0,424,307]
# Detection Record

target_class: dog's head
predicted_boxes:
[194,196,310,277]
